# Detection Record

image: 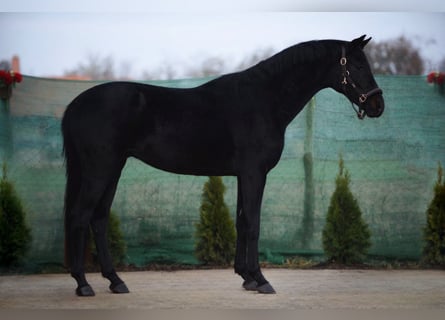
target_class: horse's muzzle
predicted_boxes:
[365,92,384,118]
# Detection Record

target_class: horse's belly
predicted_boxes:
[130,141,236,176]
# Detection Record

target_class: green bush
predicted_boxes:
[322,156,371,264]
[422,163,445,266]
[0,164,32,267]
[195,176,236,266]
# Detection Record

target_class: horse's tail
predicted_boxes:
[61,109,81,268]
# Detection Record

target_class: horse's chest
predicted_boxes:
[233,127,285,171]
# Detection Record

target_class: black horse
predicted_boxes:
[62,35,384,296]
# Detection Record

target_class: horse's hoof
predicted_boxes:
[257,282,276,294]
[76,285,95,297]
[110,282,130,294]
[242,280,258,291]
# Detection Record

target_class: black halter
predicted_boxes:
[340,46,382,119]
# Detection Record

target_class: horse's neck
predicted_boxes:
[259,61,330,127]
[282,77,324,120]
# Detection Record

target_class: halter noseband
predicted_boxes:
[340,46,382,119]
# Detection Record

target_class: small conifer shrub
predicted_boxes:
[322,156,371,264]
[0,163,32,267]
[422,163,445,266]
[195,176,236,266]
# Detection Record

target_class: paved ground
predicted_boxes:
[1,269,445,309]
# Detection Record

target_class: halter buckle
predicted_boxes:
[359,94,367,103]
[340,57,347,65]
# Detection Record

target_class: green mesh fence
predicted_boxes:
[1,75,444,271]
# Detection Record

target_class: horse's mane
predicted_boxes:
[248,39,343,78]
[205,39,345,88]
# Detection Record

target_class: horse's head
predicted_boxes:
[332,35,385,119]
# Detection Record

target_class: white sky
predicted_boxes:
[1,1,444,78]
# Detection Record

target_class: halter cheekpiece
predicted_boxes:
[340,46,382,119]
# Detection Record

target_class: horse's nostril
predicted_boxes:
[373,96,384,115]
[377,103,384,116]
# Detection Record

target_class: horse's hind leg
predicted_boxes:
[90,176,129,294]
[66,176,110,296]
[234,177,257,290]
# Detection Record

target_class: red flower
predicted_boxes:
[12,71,23,83]
[427,72,436,83]
[437,73,444,85]
[0,70,23,85]
[3,72,12,85]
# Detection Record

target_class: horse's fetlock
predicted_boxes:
[249,270,267,286]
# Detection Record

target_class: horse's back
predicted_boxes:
[62,81,241,175]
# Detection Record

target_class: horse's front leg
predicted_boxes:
[236,172,276,294]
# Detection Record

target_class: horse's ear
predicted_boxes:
[351,35,372,49]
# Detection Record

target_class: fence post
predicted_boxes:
[300,97,315,248]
